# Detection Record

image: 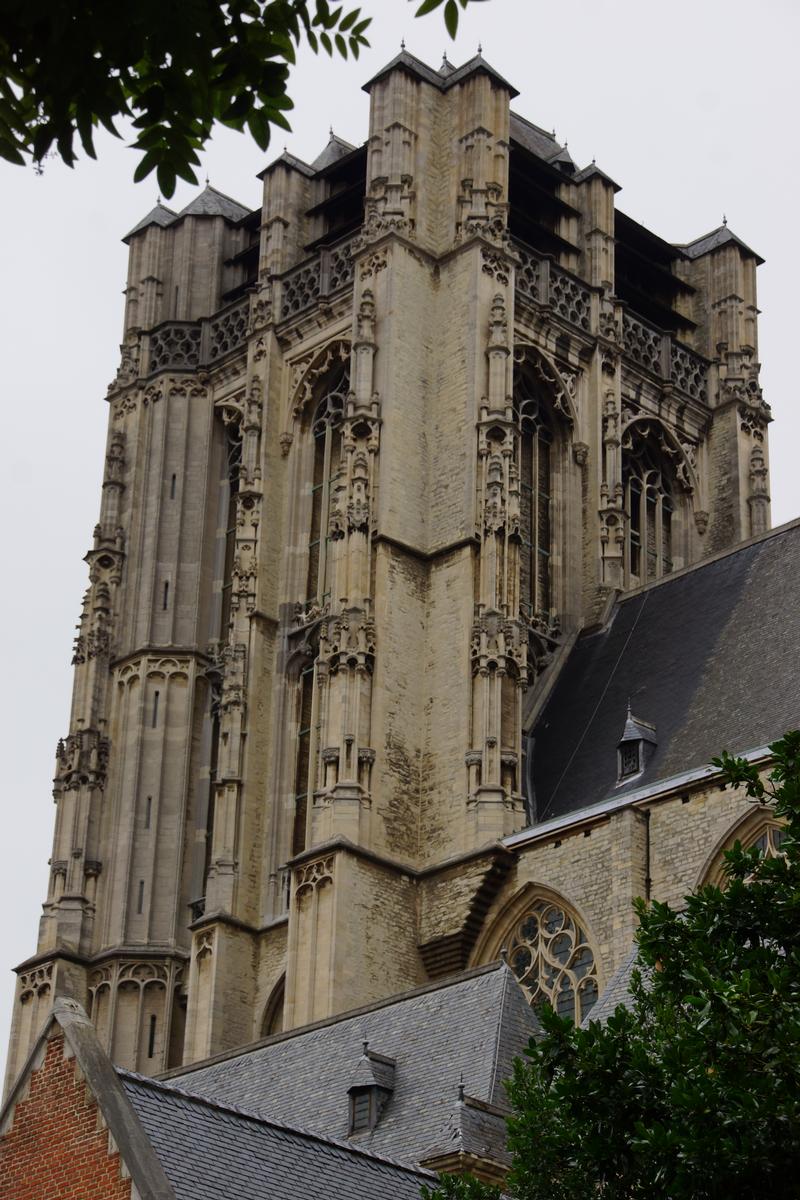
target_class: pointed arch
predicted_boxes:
[260,975,286,1038]
[513,342,580,432]
[696,806,786,889]
[621,415,699,497]
[470,882,602,1025]
[620,416,700,585]
[288,337,352,424]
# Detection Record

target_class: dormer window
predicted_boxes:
[349,1087,376,1134]
[347,1040,395,1135]
[617,705,657,785]
[619,740,641,780]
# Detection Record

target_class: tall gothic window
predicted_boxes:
[220,423,242,637]
[622,425,675,586]
[292,653,316,856]
[307,366,348,603]
[516,386,555,620]
[505,896,599,1024]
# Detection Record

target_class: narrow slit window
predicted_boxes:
[170,473,177,499]
[515,378,555,621]
[137,879,145,914]
[144,796,152,829]
[147,1014,157,1059]
[152,691,160,728]
[162,581,169,610]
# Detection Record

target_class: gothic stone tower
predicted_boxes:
[5,51,773,1089]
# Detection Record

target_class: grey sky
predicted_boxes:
[1,0,798,1082]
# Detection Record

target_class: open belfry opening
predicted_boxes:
[2,46,796,1196]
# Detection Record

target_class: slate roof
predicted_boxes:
[509,112,565,163]
[422,1094,510,1167]
[530,520,800,822]
[679,223,764,264]
[582,948,640,1026]
[177,184,252,222]
[363,50,519,98]
[122,202,178,243]
[165,963,538,1165]
[122,1073,432,1200]
[311,133,358,172]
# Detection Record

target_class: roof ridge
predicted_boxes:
[161,961,504,1082]
[616,514,800,609]
[487,963,510,1102]
[120,1069,434,1177]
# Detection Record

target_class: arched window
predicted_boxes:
[515,379,556,621]
[307,366,348,603]
[505,895,599,1024]
[701,816,787,888]
[622,425,675,586]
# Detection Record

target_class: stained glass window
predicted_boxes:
[506,898,599,1024]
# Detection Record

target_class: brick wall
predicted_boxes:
[0,1033,131,1200]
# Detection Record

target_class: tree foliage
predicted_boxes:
[423,732,800,1200]
[0,0,480,196]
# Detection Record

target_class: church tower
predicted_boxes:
[5,51,773,1090]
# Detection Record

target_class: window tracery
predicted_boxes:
[306,365,349,604]
[622,424,676,585]
[505,896,599,1024]
[514,366,564,623]
[700,815,787,888]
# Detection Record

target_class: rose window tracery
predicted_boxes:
[506,897,599,1023]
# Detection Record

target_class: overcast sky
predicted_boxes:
[1,0,798,1081]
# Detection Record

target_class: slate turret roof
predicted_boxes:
[680,223,764,264]
[530,520,800,823]
[164,962,538,1165]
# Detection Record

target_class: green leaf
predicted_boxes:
[0,137,26,166]
[415,0,446,16]
[443,0,459,38]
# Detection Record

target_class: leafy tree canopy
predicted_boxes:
[0,0,482,197]
[423,732,800,1200]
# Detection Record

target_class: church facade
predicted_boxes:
[4,48,790,1105]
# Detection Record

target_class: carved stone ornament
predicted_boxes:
[289,339,351,423]
[248,285,273,333]
[572,442,589,467]
[294,854,335,895]
[359,250,388,281]
[693,509,709,535]
[481,247,510,286]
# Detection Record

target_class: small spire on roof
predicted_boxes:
[723,213,728,226]
[329,125,334,138]
[458,1072,465,1102]
[362,1037,369,1055]
[205,172,210,186]
[477,42,482,53]
[400,37,405,50]
[442,50,448,66]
